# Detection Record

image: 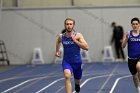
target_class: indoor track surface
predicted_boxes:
[0,62,137,93]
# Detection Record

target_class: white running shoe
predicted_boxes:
[137,86,140,93]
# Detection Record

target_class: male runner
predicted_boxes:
[56,18,89,93]
[122,17,140,93]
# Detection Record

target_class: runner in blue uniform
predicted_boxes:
[122,17,140,93]
[56,18,89,93]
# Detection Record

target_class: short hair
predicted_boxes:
[111,22,116,27]
[131,17,140,24]
[64,18,75,25]
[61,29,66,33]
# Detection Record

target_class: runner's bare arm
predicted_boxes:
[56,34,62,57]
[121,31,129,48]
[72,33,89,51]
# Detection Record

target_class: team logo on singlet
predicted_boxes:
[63,41,74,45]
[130,38,140,41]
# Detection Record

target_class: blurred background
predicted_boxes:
[0,0,140,65]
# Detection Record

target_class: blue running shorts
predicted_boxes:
[62,60,82,80]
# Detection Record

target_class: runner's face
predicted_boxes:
[65,20,74,32]
[131,21,140,31]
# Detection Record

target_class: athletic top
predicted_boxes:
[128,30,140,58]
[62,32,82,64]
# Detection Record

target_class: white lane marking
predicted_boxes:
[1,80,30,93]
[72,74,109,93]
[109,75,132,93]
[36,78,64,93]
[1,76,55,93]
[97,74,113,93]
[97,63,119,93]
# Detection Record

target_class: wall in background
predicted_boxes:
[1,0,140,7]
[0,6,140,64]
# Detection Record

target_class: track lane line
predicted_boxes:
[109,75,131,93]
[72,74,110,93]
[1,76,54,93]
[35,78,64,93]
